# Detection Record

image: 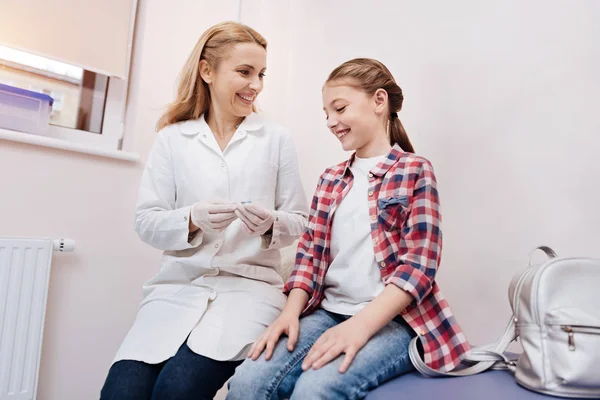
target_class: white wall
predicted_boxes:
[0,1,239,399]
[244,0,600,345]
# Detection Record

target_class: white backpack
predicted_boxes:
[409,246,600,398]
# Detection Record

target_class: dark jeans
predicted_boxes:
[100,343,242,400]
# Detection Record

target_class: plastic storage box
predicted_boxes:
[0,83,54,135]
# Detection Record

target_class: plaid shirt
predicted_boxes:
[284,144,470,372]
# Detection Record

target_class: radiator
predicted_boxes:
[0,238,75,400]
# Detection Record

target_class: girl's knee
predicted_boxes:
[291,366,363,400]
[291,376,333,399]
[227,358,273,399]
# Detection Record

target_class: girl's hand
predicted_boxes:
[248,311,300,361]
[301,317,370,373]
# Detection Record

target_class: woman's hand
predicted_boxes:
[301,318,370,373]
[248,311,300,361]
[235,203,274,235]
[190,202,237,232]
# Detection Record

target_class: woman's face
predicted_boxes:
[202,42,267,118]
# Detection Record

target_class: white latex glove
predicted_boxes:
[191,202,237,233]
[235,203,275,236]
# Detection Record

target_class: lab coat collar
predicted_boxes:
[179,112,264,136]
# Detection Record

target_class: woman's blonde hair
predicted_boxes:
[326,58,415,153]
[156,21,267,131]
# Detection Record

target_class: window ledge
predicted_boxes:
[0,127,140,162]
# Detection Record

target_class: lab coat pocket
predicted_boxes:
[241,161,278,206]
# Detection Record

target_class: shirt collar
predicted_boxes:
[343,144,405,177]
[179,112,264,136]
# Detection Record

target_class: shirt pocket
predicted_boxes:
[377,194,410,231]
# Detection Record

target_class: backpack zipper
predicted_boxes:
[560,325,600,351]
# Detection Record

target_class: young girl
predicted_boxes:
[100,22,308,400]
[227,58,470,399]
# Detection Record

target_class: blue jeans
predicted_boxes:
[100,343,241,400]
[227,309,416,400]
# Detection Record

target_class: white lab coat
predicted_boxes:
[113,112,308,364]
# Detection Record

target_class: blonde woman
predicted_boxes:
[100,22,308,400]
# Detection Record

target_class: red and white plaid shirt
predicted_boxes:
[284,144,470,372]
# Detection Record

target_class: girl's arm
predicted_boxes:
[249,174,327,360]
[247,288,309,360]
[282,173,326,298]
[384,159,442,304]
[282,288,311,319]
[301,285,412,373]
[349,284,412,339]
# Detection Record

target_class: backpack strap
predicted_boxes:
[409,315,517,377]
[528,245,558,266]
[409,245,558,377]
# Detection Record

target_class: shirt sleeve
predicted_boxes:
[283,175,325,297]
[385,159,442,305]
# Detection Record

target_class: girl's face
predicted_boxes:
[322,81,387,154]
[201,42,266,118]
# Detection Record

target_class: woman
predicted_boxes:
[227,58,470,399]
[100,21,308,400]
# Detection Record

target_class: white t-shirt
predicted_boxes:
[321,155,386,316]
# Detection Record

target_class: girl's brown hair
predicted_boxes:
[326,58,414,152]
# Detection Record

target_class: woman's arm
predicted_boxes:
[135,132,204,251]
[260,131,309,250]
